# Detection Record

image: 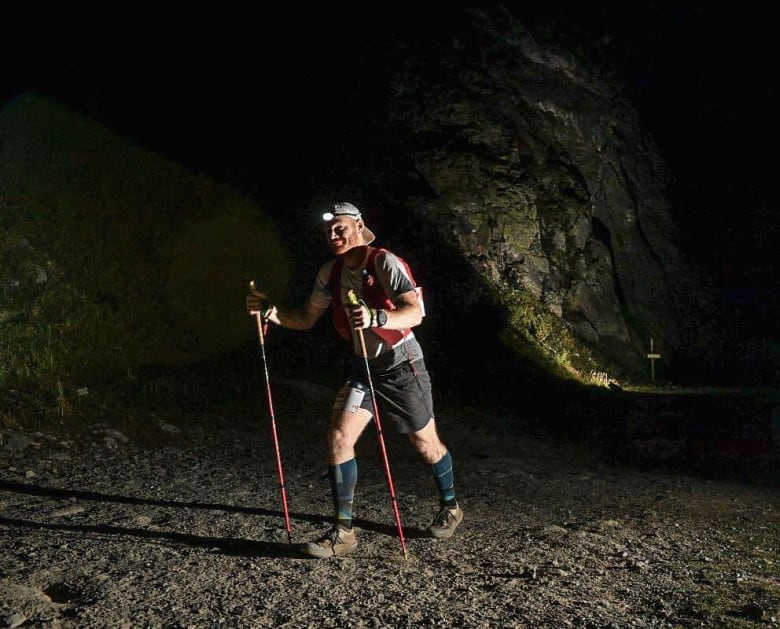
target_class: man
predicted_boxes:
[247,202,463,558]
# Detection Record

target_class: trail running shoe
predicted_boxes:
[428,504,464,539]
[303,526,357,558]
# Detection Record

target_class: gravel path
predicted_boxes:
[2,380,779,628]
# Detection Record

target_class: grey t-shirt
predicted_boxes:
[310,249,424,372]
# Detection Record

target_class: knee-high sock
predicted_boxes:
[328,458,358,529]
[431,450,457,507]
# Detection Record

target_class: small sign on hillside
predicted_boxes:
[647,338,662,382]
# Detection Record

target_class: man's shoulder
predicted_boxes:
[369,248,417,291]
[320,257,339,271]
[314,258,340,291]
[370,247,402,267]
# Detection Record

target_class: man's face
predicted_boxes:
[323,216,364,255]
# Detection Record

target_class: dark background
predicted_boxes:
[3,3,778,383]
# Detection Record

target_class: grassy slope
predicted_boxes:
[0,93,290,427]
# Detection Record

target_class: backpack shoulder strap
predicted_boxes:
[365,247,384,275]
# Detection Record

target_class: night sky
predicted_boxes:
[3,4,777,292]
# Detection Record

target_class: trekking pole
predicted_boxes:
[347,289,408,560]
[249,281,292,543]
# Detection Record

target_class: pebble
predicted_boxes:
[52,505,85,517]
[157,419,182,435]
[1,612,27,629]
[104,428,130,444]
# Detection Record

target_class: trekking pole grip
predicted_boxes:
[249,280,270,339]
[346,290,369,358]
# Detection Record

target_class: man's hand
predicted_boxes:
[246,284,266,314]
[247,285,280,325]
[348,303,372,330]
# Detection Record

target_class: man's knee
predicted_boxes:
[410,420,446,463]
[328,425,353,452]
[328,409,371,458]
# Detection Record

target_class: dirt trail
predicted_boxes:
[2,387,779,628]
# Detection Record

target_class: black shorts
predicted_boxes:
[333,359,434,434]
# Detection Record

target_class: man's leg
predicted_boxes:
[408,419,464,539]
[327,406,373,530]
[407,417,447,464]
[304,386,372,558]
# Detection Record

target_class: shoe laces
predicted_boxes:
[323,526,347,545]
[433,507,455,527]
[327,527,341,544]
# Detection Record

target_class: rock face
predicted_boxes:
[392,11,702,378]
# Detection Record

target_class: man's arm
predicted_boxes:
[273,300,328,330]
[348,289,423,331]
[382,289,423,329]
[247,290,327,330]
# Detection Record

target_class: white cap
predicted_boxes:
[322,202,376,245]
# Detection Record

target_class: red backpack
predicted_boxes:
[328,247,423,345]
